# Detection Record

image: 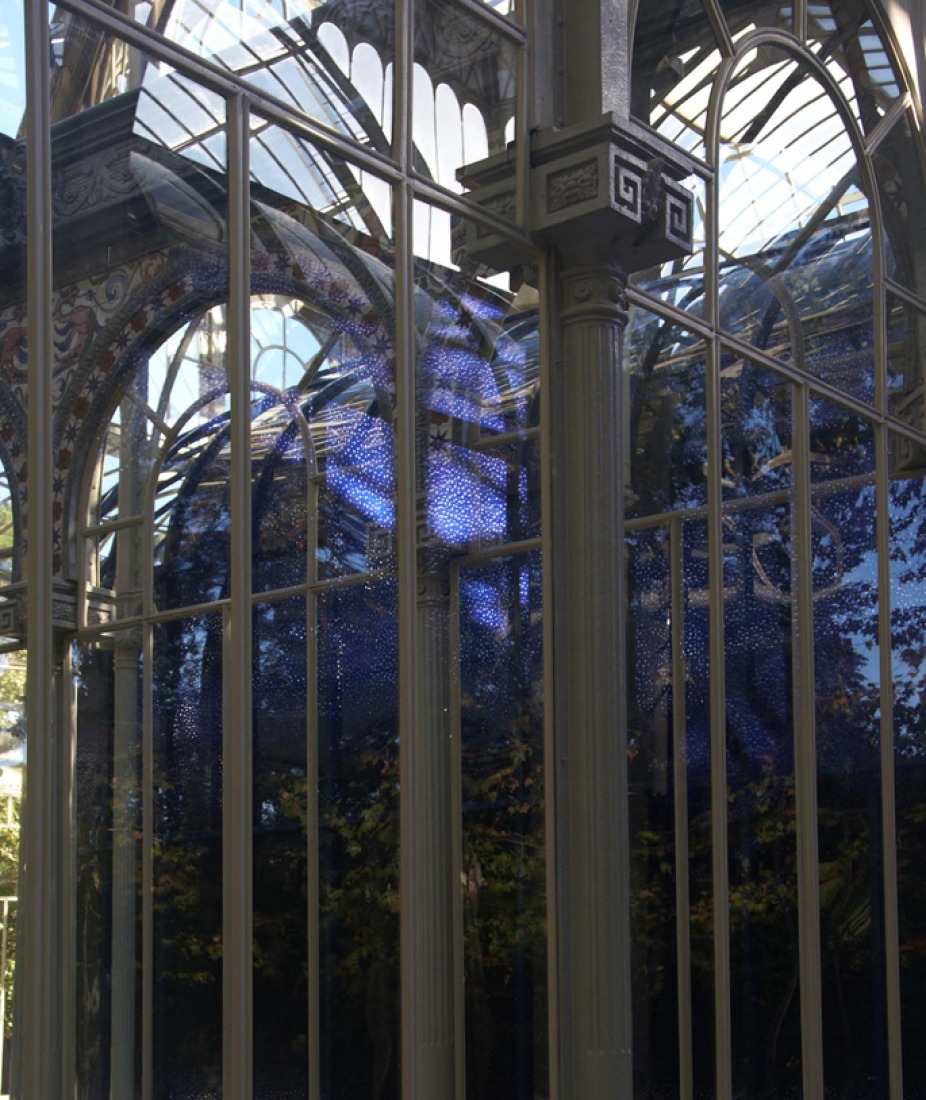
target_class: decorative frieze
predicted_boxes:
[548,158,600,212]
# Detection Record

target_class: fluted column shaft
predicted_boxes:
[554,261,633,1100]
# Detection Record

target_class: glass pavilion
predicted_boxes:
[0,0,925,1097]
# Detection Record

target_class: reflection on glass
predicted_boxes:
[719,0,792,37]
[0,649,23,1097]
[459,553,546,1100]
[414,0,518,191]
[317,581,398,1100]
[135,0,395,151]
[152,382,233,612]
[681,515,715,1099]
[251,383,311,595]
[806,2,900,132]
[717,50,875,403]
[626,308,707,519]
[810,400,887,1099]
[50,15,229,622]
[874,111,926,304]
[152,613,224,1098]
[627,525,680,1099]
[478,0,515,15]
[887,442,926,1095]
[630,173,707,312]
[887,293,926,428]
[722,361,800,1098]
[74,634,143,1098]
[249,131,398,579]
[0,0,25,597]
[630,0,720,157]
[414,201,540,553]
[253,597,309,1095]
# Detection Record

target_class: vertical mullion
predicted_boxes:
[515,34,529,228]
[670,515,693,1100]
[796,0,808,43]
[306,423,320,1100]
[394,0,412,175]
[705,335,732,1100]
[21,0,57,1094]
[224,91,253,1100]
[875,423,903,1100]
[538,244,558,1100]
[792,382,824,1100]
[395,0,419,1090]
[449,563,464,1100]
[396,170,419,1100]
[142,621,154,1100]
[63,643,78,1097]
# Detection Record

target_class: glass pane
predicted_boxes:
[49,13,230,620]
[477,0,515,16]
[74,633,143,1098]
[253,596,309,1096]
[0,0,25,589]
[152,380,233,611]
[317,580,399,1100]
[0,650,22,1096]
[414,0,518,194]
[721,360,800,1098]
[152,612,224,1097]
[806,1,901,133]
[887,292,926,428]
[251,387,311,594]
[414,201,540,552]
[250,123,397,581]
[630,172,707,313]
[887,440,926,1096]
[626,308,707,520]
[631,0,721,159]
[681,515,715,1097]
[717,50,875,403]
[627,525,680,1099]
[138,0,394,152]
[810,400,887,1099]
[458,552,546,1100]
[874,111,926,303]
[719,0,793,37]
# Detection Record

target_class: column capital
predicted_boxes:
[560,263,629,326]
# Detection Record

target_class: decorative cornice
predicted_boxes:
[461,114,695,274]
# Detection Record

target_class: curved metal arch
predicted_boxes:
[703,28,889,396]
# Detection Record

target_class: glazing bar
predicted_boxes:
[142,622,154,1100]
[20,0,58,1093]
[875,423,903,1100]
[670,516,693,1100]
[706,334,732,1100]
[224,92,253,1100]
[792,383,824,1100]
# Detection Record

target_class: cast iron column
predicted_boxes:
[466,114,695,1098]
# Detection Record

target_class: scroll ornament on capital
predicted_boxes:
[561,266,629,323]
